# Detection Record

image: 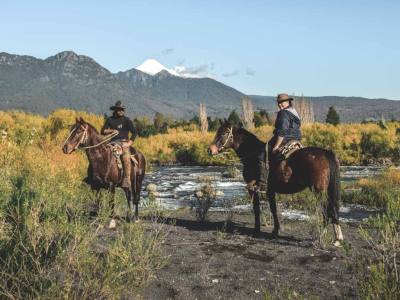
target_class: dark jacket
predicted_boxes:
[272,109,301,142]
[101,115,136,142]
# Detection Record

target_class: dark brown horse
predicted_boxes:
[62,117,146,226]
[209,120,344,245]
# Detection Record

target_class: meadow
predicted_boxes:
[0,109,399,298]
[2,109,400,166]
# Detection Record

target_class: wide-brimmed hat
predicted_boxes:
[277,93,294,104]
[110,101,125,111]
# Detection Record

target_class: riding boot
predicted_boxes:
[121,148,131,188]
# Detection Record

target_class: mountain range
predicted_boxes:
[0,50,399,122]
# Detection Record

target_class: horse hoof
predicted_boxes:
[333,240,342,247]
[108,219,117,229]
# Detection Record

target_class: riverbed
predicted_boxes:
[142,165,384,222]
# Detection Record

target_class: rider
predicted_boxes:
[101,101,137,188]
[268,93,301,157]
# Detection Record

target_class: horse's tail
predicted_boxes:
[326,150,341,223]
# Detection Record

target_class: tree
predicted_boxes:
[199,103,208,133]
[241,97,254,130]
[153,112,164,130]
[254,109,272,127]
[208,117,221,131]
[227,110,241,125]
[133,116,156,137]
[293,95,314,124]
[326,106,340,126]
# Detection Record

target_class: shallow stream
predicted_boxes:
[142,165,385,223]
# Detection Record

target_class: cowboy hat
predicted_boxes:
[276,93,294,104]
[109,101,126,111]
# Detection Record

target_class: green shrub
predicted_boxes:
[360,130,392,161]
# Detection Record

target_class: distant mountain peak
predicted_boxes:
[52,51,79,60]
[135,59,178,76]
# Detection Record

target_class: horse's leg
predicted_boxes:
[124,188,135,222]
[134,177,141,220]
[108,185,117,229]
[327,154,344,246]
[249,190,261,237]
[329,197,343,246]
[267,189,280,237]
[109,185,115,217]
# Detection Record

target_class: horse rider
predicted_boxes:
[268,93,302,157]
[101,101,137,188]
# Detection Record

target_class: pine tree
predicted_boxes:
[326,106,340,126]
[227,110,241,125]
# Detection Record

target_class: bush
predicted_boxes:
[360,130,393,162]
[191,177,217,222]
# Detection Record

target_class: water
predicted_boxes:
[142,165,385,222]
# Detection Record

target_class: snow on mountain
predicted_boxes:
[135,59,211,78]
[135,59,179,76]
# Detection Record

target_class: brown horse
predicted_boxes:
[209,120,344,245]
[62,117,146,224]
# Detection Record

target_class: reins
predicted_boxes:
[63,125,119,150]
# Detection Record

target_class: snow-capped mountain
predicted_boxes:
[136,59,179,76]
[135,59,211,78]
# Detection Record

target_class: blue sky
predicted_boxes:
[1,0,399,99]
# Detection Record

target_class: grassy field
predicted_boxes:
[2,109,400,166]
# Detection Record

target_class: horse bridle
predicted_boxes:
[63,124,118,150]
[216,126,234,152]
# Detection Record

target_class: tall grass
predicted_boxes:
[2,109,400,165]
[0,117,168,298]
[347,191,400,299]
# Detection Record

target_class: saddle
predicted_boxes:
[277,140,303,160]
[109,143,138,170]
[273,140,303,184]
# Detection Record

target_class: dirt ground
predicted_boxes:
[137,209,367,300]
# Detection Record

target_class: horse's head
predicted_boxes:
[62,117,89,154]
[209,119,237,155]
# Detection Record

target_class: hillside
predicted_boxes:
[0,51,399,122]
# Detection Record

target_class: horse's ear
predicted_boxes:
[219,119,223,126]
[224,118,228,124]
[79,117,86,124]
[238,122,244,128]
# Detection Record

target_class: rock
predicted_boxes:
[195,191,203,198]
[108,219,117,229]
[146,183,157,193]
[215,190,224,196]
[222,167,241,178]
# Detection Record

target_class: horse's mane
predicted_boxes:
[87,122,99,134]
[81,121,100,135]
[237,127,266,146]
[233,126,266,161]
